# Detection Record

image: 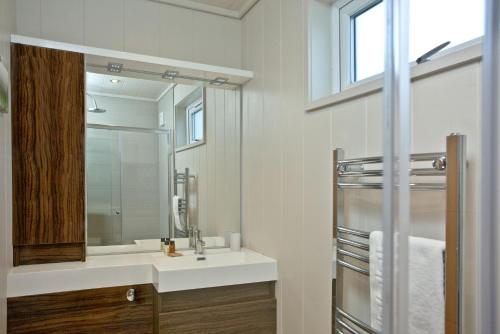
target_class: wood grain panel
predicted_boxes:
[10,43,85,265]
[13,243,85,265]
[8,284,153,334]
[445,135,466,334]
[159,299,277,334]
[158,282,275,313]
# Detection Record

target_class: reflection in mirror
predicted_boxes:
[85,71,174,252]
[85,61,241,255]
[174,86,204,151]
[171,84,241,246]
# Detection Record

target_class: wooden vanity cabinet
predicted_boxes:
[11,43,86,265]
[154,282,277,334]
[7,284,154,334]
[7,282,276,333]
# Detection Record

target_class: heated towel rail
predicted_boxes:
[173,168,195,235]
[333,133,465,334]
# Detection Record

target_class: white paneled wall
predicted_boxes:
[242,1,481,334]
[158,88,174,238]
[175,87,240,237]
[0,0,15,332]
[242,1,332,333]
[15,0,242,68]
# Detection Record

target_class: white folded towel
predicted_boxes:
[172,196,184,231]
[369,231,445,334]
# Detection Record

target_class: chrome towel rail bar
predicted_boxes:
[337,182,446,190]
[337,237,370,251]
[337,152,446,165]
[337,307,379,334]
[337,259,369,276]
[337,248,369,263]
[338,168,446,177]
[336,317,364,334]
[337,226,370,239]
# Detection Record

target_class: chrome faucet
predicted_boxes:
[194,229,205,255]
[188,225,195,248]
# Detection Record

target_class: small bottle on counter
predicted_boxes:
[164,238,170,255]
[168,240,176,255]
[160,238,166,251]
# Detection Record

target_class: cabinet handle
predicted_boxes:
[126,288,135,302]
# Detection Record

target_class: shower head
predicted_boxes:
[88,106,107,113]
[86,94,107,113]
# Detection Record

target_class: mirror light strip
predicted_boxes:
[382,0,411,333]
[480,0,499,332]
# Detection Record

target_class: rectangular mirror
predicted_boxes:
[84,55,241,255]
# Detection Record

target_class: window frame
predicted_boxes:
[306,0,484,110]
[339,0,383,90]
[186,98,204,145]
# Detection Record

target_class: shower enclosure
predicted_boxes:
[86,125,172,246]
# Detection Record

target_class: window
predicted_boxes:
[308,0,485,101]
[352,1,385,81]
[187,99,203,144]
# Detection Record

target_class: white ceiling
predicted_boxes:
[151,0,259,18]
[86,72,171,101]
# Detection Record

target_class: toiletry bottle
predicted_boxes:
[164,238,170,254]
[160,238,166,251]
[168,240,176,254]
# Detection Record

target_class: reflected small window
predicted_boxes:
[188,99,203,144]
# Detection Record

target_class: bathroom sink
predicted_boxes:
[152,249,277,292]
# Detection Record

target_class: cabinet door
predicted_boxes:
[7,284,154,333]
[11,43,85,265]
[156,282,277,334]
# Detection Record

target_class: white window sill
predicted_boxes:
[306,38,483,112]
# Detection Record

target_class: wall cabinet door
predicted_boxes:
[11,43,86,265]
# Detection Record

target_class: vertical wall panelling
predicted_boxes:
[123,0,160,56]
[214,89,225,235]
[242,0,482,333]
[174,87,240,238]
[15,0,40,38]
[41,0,84,44]
[206,87,217,235]
[15,0,243,68]
[84,0,124,50]
[158,4,194,62]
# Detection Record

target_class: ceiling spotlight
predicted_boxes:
[110,79,121,84]
[209,77,229,86]
[162,70,179,80]
[107,62,123,73]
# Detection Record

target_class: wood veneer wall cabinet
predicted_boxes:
[11,43,85,265]
[7,284,154,334]
[154,282,277,334]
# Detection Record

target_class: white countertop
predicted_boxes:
[7,248,278,297]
